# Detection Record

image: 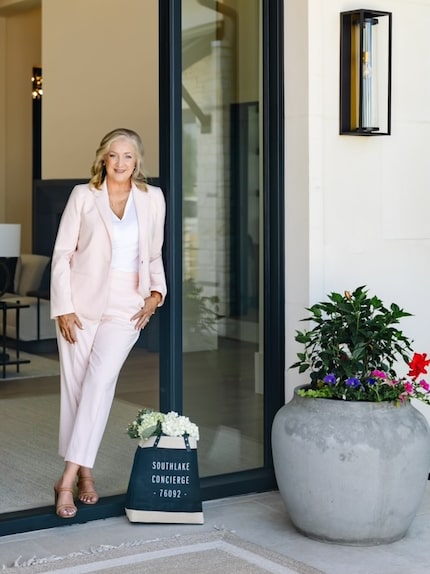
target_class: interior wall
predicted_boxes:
[42,0,159,180]
[2,6,41,251]
[0,0,39,13]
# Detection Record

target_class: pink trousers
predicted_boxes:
[57,270,143,468]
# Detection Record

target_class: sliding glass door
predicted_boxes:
[159,0,284,497]
[0,0,283,535]
[181,0,264,476]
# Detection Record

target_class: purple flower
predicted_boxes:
[346,377,361,388]
[366,377,376,386]
[323,374,337,385]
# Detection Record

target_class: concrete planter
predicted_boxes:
[272,393,430,545]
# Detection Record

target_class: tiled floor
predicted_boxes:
[1,485,430,573]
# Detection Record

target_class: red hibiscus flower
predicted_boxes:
[408,353,430,379]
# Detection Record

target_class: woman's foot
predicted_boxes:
[77,473,99,505]
[54,481,77,519]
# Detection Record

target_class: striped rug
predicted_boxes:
[3,532,326,574]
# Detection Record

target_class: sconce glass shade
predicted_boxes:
[340,9,392,135]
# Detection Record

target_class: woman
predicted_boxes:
[50,128,167,518]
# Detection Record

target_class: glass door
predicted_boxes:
[0,0,284,537]
[181,0,264,476]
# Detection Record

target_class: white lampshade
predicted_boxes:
[0,224,21,257]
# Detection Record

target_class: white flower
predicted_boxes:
[127,409,199,440]
[161,411,199,439]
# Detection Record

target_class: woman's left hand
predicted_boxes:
[131,292,162,330]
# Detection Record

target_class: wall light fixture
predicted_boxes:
[340,9,392,135]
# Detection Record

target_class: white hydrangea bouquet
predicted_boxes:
[125,408,204,524]
[127,408,199,441]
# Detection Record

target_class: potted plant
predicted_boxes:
[272,286,430,545]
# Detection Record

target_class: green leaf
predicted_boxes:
[140,424,158,439]
[290,286,413,382]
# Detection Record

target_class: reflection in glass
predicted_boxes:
[182,0,263,476]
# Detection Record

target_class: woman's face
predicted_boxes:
[104,138,137,186]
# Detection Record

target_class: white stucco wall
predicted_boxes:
[284,0,310,400]
[285,0,430,407]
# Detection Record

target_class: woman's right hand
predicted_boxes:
[58,313,83,344]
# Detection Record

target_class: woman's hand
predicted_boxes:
[58,313,83,344]
[131,291,162,330]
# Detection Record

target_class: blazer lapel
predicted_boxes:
[94,180,113,242]
[132,185,150,255]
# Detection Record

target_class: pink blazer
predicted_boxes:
[50,181,167,320]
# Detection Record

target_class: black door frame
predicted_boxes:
[158,0,284,499]
[0,0,284,536]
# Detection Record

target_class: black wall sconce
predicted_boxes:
[31,67,43,100]
[340,9,392,135]
[32,67,42,179]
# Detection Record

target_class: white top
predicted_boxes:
[110,193,139,272]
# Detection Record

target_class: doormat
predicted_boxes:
[4,531,326,574]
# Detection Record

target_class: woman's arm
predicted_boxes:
[148,187,167,306]
[50,186,85,318]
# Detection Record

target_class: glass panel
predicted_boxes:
[0,1,160,515]
[0,343,159,514]
[182,0,263,475]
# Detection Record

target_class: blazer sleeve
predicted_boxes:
[149,186,167,305]
[50,186,84,318]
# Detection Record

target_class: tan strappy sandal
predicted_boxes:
[54,483,77,518]
[77,475,99,505]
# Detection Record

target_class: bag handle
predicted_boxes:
[152,434,192,451]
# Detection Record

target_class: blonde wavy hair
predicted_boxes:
[89,128,148,191]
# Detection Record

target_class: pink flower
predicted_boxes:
[404,382,414,395]
[371,370,387,379]
[419,379,430,391]
[386,378,398,387]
